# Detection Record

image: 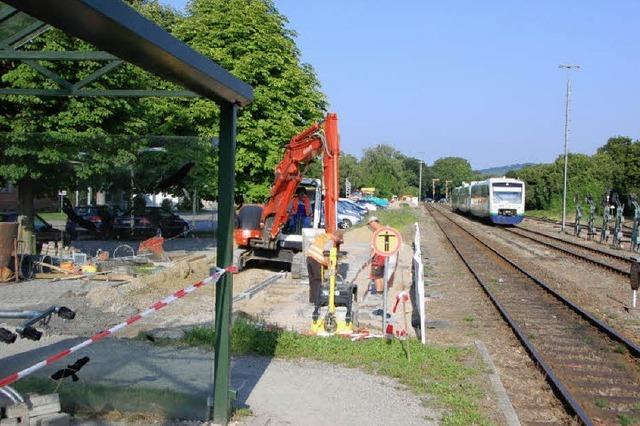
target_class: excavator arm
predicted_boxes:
[259,113,340,242]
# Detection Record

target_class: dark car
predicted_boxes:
[64,205,120,240]
[0,212,68,246]
[113,207,189,239]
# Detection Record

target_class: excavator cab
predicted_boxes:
[235,178,324,273]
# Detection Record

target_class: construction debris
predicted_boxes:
[0,393,69,426]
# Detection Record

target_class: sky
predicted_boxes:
[163,1,640,169]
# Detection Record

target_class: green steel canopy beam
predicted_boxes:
[0,88,199,97]
[0,51,119,60]
[0,6,18,24]
[2,0,253,105]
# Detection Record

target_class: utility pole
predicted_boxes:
[432,178,440,201]
[416,151,425,203]
[418,162,422,202]
[559,64,580,233]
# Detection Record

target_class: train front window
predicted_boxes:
[492,182,523,204]
[493,191,522,203]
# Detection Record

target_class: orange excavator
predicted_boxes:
[234,113,340,275]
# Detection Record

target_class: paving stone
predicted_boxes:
[30,412,70,426]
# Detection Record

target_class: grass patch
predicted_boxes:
[463,315,475,323]
[614,344,626,354]
[618,413,640,426]
[371,205,418,231]
[38,211,67,221]
[12,376,203,421]
[595,398,609,409]
[182,320,489,425]
[232,407,253,419]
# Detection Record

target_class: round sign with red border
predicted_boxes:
[372,226,402,257]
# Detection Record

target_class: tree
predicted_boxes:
[597,136,640,203]
[155,0,327,201]
[359,145,413,198]
[430,157,473,198]
[0,5,165,241]
[0,0,327,242]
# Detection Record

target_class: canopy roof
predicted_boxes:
[0,0,253,105]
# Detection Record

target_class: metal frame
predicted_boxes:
[1,1,253,424]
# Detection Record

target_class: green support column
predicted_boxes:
[213,102,238,425]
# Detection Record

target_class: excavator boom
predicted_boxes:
[258,113,339,242]
[234,113,340,272]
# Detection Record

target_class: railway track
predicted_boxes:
[505,226,635,276]
[527,215,633,239]
[427,205,640,425]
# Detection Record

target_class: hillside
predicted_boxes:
[475,163,534,177]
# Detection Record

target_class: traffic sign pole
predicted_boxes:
[371,226,402,336]
[382,256,390,335]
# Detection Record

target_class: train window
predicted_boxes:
[493,191,522,203]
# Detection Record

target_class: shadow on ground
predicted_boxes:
[0,331,271,421]
[72,237,217,257]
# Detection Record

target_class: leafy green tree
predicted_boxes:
[597,136,640,202]
[157,0,327,201]
[430,157,473,198]
[0,15,160,239]
[359,145,413,198]
[1,0,326,242]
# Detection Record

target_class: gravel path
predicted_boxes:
[0,339,438,425]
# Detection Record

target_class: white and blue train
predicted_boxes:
[451,177,525,225]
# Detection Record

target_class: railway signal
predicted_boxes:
[612,193,624,250]
[629,195,640,252]
[445,180,452,203]
[630,261,640,309]
[600,190,612,244]
[586,194,597,241]
[432,178,440,201]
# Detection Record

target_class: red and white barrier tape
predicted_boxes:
[0,266,234,389]
[386,291,411,339]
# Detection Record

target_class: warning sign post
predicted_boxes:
[372,227,402,257]
[371,226,402,335]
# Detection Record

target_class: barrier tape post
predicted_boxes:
[0,267,230,390]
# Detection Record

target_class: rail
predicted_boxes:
[427,205,640,425]
[505,227,632,276]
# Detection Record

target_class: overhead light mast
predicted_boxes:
[559,64,580,233]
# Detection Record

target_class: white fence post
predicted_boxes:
[413,222,426,344]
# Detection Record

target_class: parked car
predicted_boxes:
[339,198,368,215]
[0,212,68,246]
[65,205,121,240]
[337,204,362,229]
[363,196,389,208]
[113,207,189,239]
[338,200,366,219]
[355,199,377,211]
